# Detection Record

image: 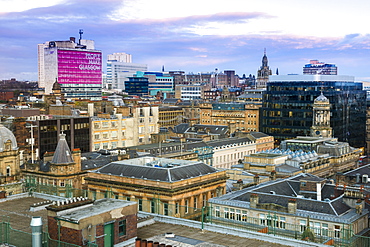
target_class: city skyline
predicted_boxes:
[1,0,370,81]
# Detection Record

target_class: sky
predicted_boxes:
[1,0,370,81]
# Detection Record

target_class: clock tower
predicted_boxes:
[310,92,332,138]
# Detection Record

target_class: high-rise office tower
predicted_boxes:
[303,60,337,75]
[260,74,366,148]
[38,32,102,100]
[105,52,147,91]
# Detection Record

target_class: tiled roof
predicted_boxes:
[51,133,74,164]
[206,137,252,147]
[211,173,353,216]
[93,160,219,182]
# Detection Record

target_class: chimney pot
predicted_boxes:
[141,239,147,247]
[135,238,141,247]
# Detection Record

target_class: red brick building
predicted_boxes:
[47,198,137,246]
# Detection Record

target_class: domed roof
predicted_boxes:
[314,92,329,103]
[0,124,17,151]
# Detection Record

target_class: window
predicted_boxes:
[215,206,220,217]
[202,194,207,207]
[94,144,100,151]
[60,180,65,187]
[259,214,266,225]
[314,222,321,235]
[185,200,189,214]
[224,208,229,219]
[164,203,169,216]
[118,219,126,236]
[194,197,198,210]
[322,223,328,236]
[138,199,143,211]
[236,209,241,221]
[230,208,235,220]
[175,202,179,214]
[279,217,286,229]
[6,167,10,176]
[334,225,341,238]
[241,210,247,222]
[151,200,155,213]
[300,220,307,232]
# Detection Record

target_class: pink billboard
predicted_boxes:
[57,49,102,84]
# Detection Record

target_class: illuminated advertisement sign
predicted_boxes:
[57,49,102,84]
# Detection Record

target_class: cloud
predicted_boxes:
[1,0,370,80]
[335,33,370,50]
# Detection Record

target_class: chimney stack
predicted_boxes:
[288,198,297,214]
[250,193,259,208]
[316,183,321,201]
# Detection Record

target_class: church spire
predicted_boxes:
[262,48,268,68]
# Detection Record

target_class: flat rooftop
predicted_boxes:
[249,153,286,158]
[0,195,288,247]
[285,136,336,143]
[57,198,136,223]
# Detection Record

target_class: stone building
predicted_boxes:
[158,106,184,129]
[22,133,85,197]
[47,198,137,246]
[0,124,23,195]
[91,104,159,151]
[209,173,368,245]
[199,102,260,132]
[84,157,227,220]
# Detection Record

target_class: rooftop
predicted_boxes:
[0,195,288,247]
[56,198,136,223]
[92,157,220,182]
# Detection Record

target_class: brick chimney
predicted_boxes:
[356,199,364,214]
[254,174,260,184]
[270,170,276,181]
[250,193,259,208]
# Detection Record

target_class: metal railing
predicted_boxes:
[23,178,370,247]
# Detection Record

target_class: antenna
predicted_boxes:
[79,29,83,44]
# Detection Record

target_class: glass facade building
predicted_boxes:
[37,116,90,158]
[124,72,149,97]
[260,75,366,148]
